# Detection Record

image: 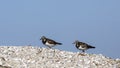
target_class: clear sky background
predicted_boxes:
[0,0,120,59]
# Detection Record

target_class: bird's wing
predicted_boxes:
[79,42,88,46]
[46,38,57,44]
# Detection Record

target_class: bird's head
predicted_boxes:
[40,36,46,40]
[72,40,79,45]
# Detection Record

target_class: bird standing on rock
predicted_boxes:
[73,40,95,52]
[40,36,62,48]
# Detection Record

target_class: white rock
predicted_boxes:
[0,46,119,68]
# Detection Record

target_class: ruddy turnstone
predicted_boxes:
[40,36,62,48]
[73,40,95,52]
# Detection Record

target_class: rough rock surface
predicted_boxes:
[0,46,120,68]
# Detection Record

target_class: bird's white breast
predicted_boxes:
[45,42,55,47]
[79,46,86,50]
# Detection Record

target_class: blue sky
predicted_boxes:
[0,0,120,58]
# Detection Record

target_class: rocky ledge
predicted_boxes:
[0,46,120,68]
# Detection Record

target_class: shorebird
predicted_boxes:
[40,36,62,48]
[73,40,95,52]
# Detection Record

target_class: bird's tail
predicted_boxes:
[88,45,95,48]
[57,42,62,45]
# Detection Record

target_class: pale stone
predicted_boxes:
[0,46,119,68]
